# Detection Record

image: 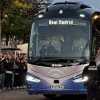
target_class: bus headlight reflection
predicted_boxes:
[26,75,40,83]
[73,76,89,83]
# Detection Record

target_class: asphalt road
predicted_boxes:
[0,89,87,100]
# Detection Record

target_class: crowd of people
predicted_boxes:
[0,52,27,90]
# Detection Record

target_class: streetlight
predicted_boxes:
[4,14,8,18]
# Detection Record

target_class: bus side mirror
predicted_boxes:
[82,61,96,77]
[92,12,100,33]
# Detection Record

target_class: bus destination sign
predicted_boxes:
[49,19,87,26]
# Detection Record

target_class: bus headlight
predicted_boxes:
[73,76,89,83]
[26,75,40,83]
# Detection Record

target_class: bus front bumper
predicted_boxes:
[26,74,88,95]
[26,81,87,95]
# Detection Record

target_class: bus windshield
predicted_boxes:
[29,18,90,61]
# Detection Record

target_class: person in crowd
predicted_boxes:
[13,57,21,88]
[18,57,27,87]
[0,54,4,89]
[0,52,27,89]
[86,48,100,100]
[4,54,14,89]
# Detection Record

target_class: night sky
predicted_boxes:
[83,0,100,10]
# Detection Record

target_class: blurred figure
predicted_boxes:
[0,52,27,89]
[13,57,21,88]
[19,58,27,87]
[46,42,58,56]
[95,48,100,65]
[40,45,47,57]
[4,54,14,89]
[40,42,58,57]
[86,48,100,100]
[0,53,5,89]
[14,54,27,88]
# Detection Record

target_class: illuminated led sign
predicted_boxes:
[48,19,87,26]
[49,20,73,25]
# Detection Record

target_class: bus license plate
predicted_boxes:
[50,84,64,89]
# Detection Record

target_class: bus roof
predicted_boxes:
[36,1,95,20]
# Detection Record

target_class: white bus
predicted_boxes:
[26,1,100,99]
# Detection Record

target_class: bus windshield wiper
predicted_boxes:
[29,57,88,65]
[29,57,73,64]
[73,57,88,65]
[49,57,88,65]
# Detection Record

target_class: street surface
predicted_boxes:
[0,89,87,100]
